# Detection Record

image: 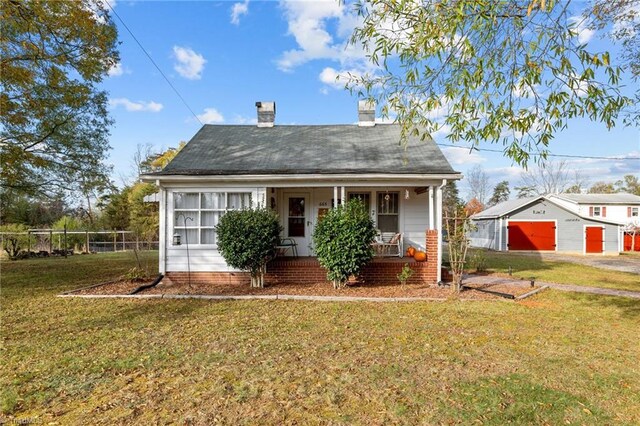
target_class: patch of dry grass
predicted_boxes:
[1,252,639,424]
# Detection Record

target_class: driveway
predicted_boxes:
[538,253,640,274]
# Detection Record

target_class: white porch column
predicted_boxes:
[341,186,346,205]
[333,186,338,208]
[436,181,445,283]
[158,185,166,274]
[428,186,434,230]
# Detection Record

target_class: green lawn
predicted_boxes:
[464,248,640,292]
[2,252,640,424]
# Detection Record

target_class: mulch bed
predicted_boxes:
[66,276,541,300]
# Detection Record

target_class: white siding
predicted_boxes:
[160,185,435,272]
[579,204,638,225]
[165,247,231,272]
[402,191,429,252]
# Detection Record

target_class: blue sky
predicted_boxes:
[101,0,639,199]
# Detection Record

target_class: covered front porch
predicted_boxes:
[270,183,442,249]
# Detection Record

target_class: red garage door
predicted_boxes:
[508,221,556,251]
[624,232,640,252]
[585,226,604,254]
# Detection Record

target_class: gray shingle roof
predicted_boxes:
[471,197,542,219]
[550,193,640,204]
[154,124,458,176]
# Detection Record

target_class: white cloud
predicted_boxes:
[568,16,594,44]
[172,46,206,80]
[231,0,249,25]
[109,98,163,112]
[319,66,357,89]
[233,114,257,125]
[277,0,366,72]
[197,107,225,124]
[319,65,379,92]
[107,62,129,77]
[430,123,452,139]
[441,146,486,166]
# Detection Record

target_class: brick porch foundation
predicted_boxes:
[166,229,442,286]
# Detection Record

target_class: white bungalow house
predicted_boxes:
[141,101,461,285]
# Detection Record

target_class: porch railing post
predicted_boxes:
[436,181,445,283]
[428,186,434,230]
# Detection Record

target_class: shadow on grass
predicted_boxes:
[437,373,610,425]
[67,298,213,331]
[560,292,640,319]
[465,248,551,277]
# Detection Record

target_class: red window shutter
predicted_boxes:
[629,207,633,217]
[589,206,594,216]
[602,206,606,217]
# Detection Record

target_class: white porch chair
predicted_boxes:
[372,232,403,257]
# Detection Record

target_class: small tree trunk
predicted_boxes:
[250,271,264,288]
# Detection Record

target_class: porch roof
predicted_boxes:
[143,124,459,178]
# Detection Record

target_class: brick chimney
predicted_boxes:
[256,101,275,127]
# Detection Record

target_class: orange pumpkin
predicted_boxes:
[413,251,427,262]
[406,246,416,257]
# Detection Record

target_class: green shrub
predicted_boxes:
[312,199,377,289]
[52,216,88,251]
[124,266,147,282]
[0,223,29,259]
[470,250,488,273]
[216,207,282,288]
[397,263,414,290]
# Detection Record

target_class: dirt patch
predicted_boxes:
[71,278,155,295]
[463,282,543,298]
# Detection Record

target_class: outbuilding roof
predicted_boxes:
[549,193,640,205]
[470,197,543,219]
[471,195,628,226]
[149,124,459,176]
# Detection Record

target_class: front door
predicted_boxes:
[585,226,604,254]
[285,193,311,256]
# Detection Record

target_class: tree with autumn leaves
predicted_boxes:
[1,0,119,197]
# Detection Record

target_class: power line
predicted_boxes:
[436,143,640,161]
[105,1,203,125]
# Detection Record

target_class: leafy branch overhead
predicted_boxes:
[349,0,634,166]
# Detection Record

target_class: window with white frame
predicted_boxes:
[173,192,251,246]
[592,206,602,217]
[632,207,639,217]
[377,192,399,233]
[348,192,371,211]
